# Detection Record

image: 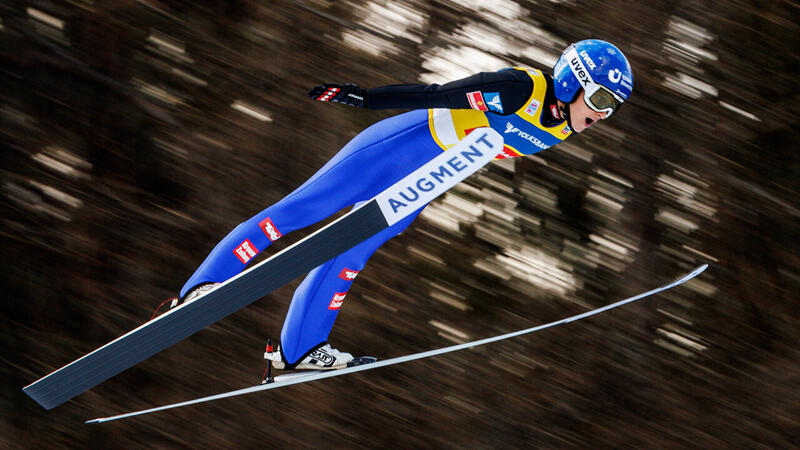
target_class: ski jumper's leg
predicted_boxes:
[180,109,440,298]
[279,206,423,364]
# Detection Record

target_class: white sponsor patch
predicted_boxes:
[374,128,502,226]
[524,98,540,116]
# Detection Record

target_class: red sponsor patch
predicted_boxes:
[328,292,347,310]
[258,217,282,242]
[233,239,259,264]
[466,91,488,111]
[550,104,560,119]
[495,145,521,159]
[338,268,359,281]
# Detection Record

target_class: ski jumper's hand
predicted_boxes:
[309,83,367,107]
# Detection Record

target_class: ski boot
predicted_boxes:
[150,283,220,320]
[266,343,354,370]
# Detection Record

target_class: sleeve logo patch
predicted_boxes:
[466,91,488,111]
[258,217,283,242]
[484,92,503,113]
[233,239,259,264]
[329,292,347,310]
[338,268,360,281]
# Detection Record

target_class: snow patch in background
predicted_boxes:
[477,247,580,296]
[342,1,424,56]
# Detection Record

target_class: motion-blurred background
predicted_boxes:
[2,0,798,447]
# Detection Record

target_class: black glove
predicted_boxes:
[309,83,367,108]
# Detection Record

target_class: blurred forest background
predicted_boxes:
[2,0,799,447]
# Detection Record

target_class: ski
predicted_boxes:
[86,264,708,424]
[23,128,504,410]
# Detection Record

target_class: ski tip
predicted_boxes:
[85,418,102,424]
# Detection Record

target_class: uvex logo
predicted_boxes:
[579,50,596,70]
[570,56,593,87]
[329,292,347,310]
[259,217,282,242]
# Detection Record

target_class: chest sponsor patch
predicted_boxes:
[484,92,503,113]
[504,122,549,150]
[328,292,347,310]
[258,217,282,242]
[524,98,540,116]
[233,239,259,264]
[466,91,488,111]
[338,268,360,281]
[561,124,571,135]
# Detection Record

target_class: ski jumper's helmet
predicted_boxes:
[553,39,633,117]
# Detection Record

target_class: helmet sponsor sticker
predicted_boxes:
[258,217,282,242]
[233,239,259,264]
[484,92,504,113]
[620,73,632,90]
[566,46,594,88]
[580,50,597,70]
[328,292,347,310]
[339,268,359,281]
[524,98,540,116]
[466,91,488,111]
[608,68,622,84]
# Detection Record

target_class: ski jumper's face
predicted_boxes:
[569,94,609,133]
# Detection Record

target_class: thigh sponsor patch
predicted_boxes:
[328,292,347,310]
[233,239,259,264]
[258,217,283,242]
[338,268,360,281]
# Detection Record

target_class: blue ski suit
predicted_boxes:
[181,68,572,365]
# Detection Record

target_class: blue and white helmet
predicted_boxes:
[553,39,633,105]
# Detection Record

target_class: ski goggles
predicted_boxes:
[583,83,623,118]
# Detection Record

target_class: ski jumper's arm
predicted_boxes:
[310,69,535,116]
[365,70,532,115]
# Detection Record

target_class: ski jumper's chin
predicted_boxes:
[568,96,608,133]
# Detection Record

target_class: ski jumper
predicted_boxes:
[180,68,572,366]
